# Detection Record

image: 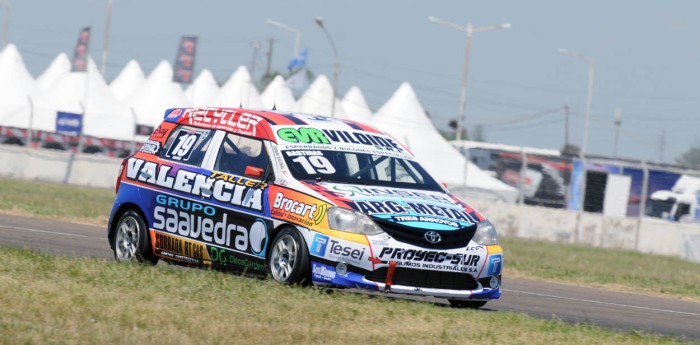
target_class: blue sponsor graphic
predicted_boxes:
[311,262,337,281]
[487,254,502,276]
[55,111,83,136]
[310,234,329,256]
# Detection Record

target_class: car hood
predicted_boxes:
[303,182,485,231]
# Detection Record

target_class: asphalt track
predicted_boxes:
[2,213,699,342]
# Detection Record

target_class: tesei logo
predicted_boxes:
[487,254,502,276]
[328,239,366,261]
[310,234,329,256]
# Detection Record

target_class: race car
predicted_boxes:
[107,107,503,308]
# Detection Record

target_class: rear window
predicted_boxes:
[159,125,215,167]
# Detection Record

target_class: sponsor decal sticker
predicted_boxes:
[126,158,264,211]
[311,263,337,281]
[139,140,161,155]
[310,234,329,256]
[152,194,263,254]
[487,254,502,276]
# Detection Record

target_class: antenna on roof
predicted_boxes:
[272,88,277,110]
[239,89,243,108]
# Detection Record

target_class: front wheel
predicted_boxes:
[267,227,310,285]
[112,209,158,265]
[448,299,488,309]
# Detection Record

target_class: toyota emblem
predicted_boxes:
[424,231,442,244]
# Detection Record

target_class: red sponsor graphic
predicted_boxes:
[179,108,271,139]
[167,108,183,118]
[149,122,177,144]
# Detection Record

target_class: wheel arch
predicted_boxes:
[108,202,149,250]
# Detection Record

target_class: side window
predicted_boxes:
[215,133,269,178]
[160,125,214,167]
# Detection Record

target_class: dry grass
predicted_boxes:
[0,247,692,345]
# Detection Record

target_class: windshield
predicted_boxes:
[645,198,675,218]
[281,149,442,191]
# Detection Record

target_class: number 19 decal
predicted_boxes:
[292,156,336,174]
[166,130,201,161]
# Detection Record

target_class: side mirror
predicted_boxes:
[245,166,264,179]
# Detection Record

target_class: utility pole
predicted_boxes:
[250,41,260,81]
[1,0,10,49]
[658,129,666,161]
[100,0,112,77]
[265,37,274,77]
[613,108,622,158]
[563,104,570,150]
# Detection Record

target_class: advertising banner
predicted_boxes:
[173,36,197,84]
[55,111,83,136]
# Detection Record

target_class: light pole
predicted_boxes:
[1,0,10,49]
[101,0,113,77]
[558,48,594,156]
[315,16,340,117]
[266,19,301,57]
[429,16,510,141]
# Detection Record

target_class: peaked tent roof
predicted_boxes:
[295,75,346,117]
[0,44,43,129]
[109,60,146,101]
[124,60,190,127]
[211,66,262,108]
[32,56,135,140]
[341,86,373,123]
[260,75,296,111]
[371,82,517,202]
[37,53,71,92]
[185,69,219,107]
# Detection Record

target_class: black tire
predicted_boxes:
[448,299,488,309]
[111,209,158,265]
[267,227,310,285]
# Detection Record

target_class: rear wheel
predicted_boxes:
[112,209,158,265]
[268,227,310,285]
[448,299,488,309]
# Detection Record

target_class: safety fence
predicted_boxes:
[1,143,699,263]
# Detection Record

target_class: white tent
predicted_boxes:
[124,60,189,128]
[33,57,135,140]
[37,53,71,92]
[211,66,262,108]
[185,69,219,106]
[261,75,296,111]
[0,44,43,129]
[371,82,517,203]
[295,75,346,117]
[341,86,373,123]
[109,60,145,101]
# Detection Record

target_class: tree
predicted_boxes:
[676,145,700,167]
[472,125,485,142]
[561,143,580,157]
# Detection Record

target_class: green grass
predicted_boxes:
[0,247,693,345]
[502,238,700,301]
[0,178,698,302]
[0,178,114,224]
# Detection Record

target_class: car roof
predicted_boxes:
[162,107,414,159]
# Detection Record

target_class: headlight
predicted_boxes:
[327,207,384,235]
[472,219,498,245]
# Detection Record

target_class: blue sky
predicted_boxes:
[5,0,700,163]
